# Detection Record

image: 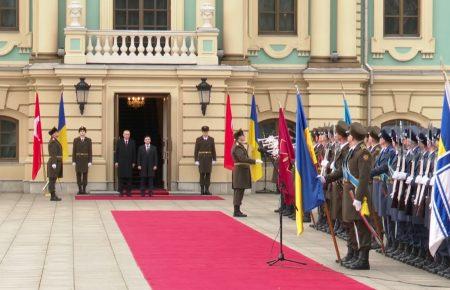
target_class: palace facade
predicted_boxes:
[0,0,446,193]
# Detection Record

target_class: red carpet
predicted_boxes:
[76,195,224,201]
[112,211,372,290]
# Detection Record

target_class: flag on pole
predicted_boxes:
[295,92,325,235]
[249,95,262,181]
[429,81,450,256]
[278,108,295,206]
[224,94,234,170]
[57,93,69,161]
[344,97,352,125]
[32,93,43,180]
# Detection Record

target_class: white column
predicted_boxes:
[222,0,247,63]
[310,0,330,59]
[337,0,357,58]
[33,0,59,55]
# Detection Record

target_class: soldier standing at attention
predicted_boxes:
[72,126,92,195]
[47,127,62,201]
[342,122,372,270]
[194,126,216,195]
[231,129,263,217]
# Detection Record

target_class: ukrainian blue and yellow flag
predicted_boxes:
[249,95,263,181]
[57,93,69,161]
[295,92,325,235]
[429,80,450,256]
[344,97,352,125]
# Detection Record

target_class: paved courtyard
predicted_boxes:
[0,192,449,290]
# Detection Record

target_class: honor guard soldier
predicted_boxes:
[47,127,62,201]
[367,126,382,248]
[342,122,372,270]
[194,126,217,195]
[72,126,92,195]
[231,129,263,217]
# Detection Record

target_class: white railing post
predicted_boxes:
[64,0,87,64]
[196,2,219,65]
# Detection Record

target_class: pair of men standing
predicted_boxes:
[46,126,93,201]
[114,130,158,196]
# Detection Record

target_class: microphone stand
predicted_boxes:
[256,151,274,193]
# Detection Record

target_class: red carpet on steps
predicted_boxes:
[76,195,223,201]
[112,211,372,290]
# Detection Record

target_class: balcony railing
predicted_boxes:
[85,30,198,65]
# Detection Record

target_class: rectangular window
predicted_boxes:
[258,0,296,35]
[0,117,17,161]
[0,0,18,30]
[384,0,419,36]
[114,0,170,30]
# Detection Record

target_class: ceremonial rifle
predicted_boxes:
[413,153,425,209]
[415,155,432,217]
[402,156,416,214]
[391,152,406,209]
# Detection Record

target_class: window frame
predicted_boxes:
[383,0,420,37]
[258,0,297,36]
[0,116,18,162]
[113,0,171,30]
[0,0,19,31]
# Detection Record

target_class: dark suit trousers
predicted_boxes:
[140,176,154,193]
[119,178,132,194]
[48,177,57,193]
[233,189,245,206]
[199,173,211,187]
[76,172,88,188]
[343,221,358,250]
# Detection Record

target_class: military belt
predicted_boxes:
[198,151,211,154]
[373,176,381,180]
[234,162,250,167]
[76,153,89,156]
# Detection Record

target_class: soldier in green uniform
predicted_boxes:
[231,129,262,217]
[72,126,92,195]
[367,126,382,248]
[194,126,217,195]
[342,122,372,270]
[47,127,62,201]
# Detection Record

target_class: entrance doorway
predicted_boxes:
[115,94,170,190]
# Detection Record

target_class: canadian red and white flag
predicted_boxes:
[32,93,43,180]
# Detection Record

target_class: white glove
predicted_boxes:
[51,164,56,169]
[72,162,76,166]
[88,162,92,167]
[330,161,336,171]
[255,159,263,164]
[212,160,216,165]
[353,200,362,211]
[321,160,329,167]
[415,175,422,184]
[420,176,429,185]
[317,175,326,184]
[195,161,199,166]
[390,191,394,199]
[398,172,407,180]
[405,176,413,185]
[392,171,399,179]
[430,175,436,186]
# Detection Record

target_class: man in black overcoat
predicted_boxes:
[114,130,136,196]
[137,136,158,196]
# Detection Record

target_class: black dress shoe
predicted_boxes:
[233,212,247,217]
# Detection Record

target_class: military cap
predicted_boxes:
[379,129,392,143]
[433,128,441,141]
[336,120,349,137]
[418,132,427,146]
[234,129,244,140]
[201,126,209,132]
[369,126,381,141]
[403,128,418,143]
[48,127,58,136]
[78,126,87,132]
[348,122,367,141]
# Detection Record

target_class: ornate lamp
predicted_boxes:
[196,78,212,116]
[74,78,90,115]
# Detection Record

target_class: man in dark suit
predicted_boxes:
[194,126,217,195]
[72,126,92,195]
[114,130,136,196]
[47,127,62,201]
[137,136,158,197]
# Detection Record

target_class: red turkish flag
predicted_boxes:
[32,93,43,180]
[224,94,234,170]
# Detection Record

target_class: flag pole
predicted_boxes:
[35,85,49,197]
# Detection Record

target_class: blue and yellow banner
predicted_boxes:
[249,95,262,181]
[57,93,69,161]
[344,98,352,125]
[295,92,325,235]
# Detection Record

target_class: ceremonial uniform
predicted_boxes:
[194,128,217,195]
[47,127,62,201]
[342,123,372,270]
[115,138,136,196]
[137,143,158,196]
[72,134,92,194]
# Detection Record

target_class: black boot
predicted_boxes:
[50,192,61,201]
[233,206,247,217]
[349,249,370,270]
[343,250,360,268]
[200,185,205,195]
[82,185,87,194]
[204,185,212,195]
[341,247,356,264]
[77,186,82,195]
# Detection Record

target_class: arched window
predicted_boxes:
[114,0,170,30]
[384,0,419,36]
[0,116,18,161]
[259,118,296,140]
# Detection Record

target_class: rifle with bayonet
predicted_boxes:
[391,123,405,209]
[415,154,432,217]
